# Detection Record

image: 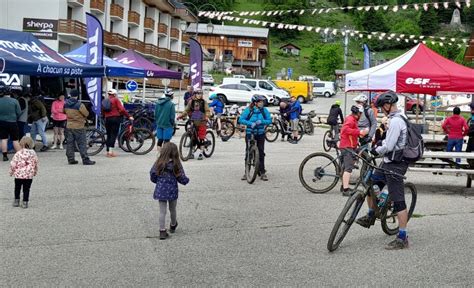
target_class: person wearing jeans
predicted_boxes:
[442,106,468,163]
[29,96,49,152]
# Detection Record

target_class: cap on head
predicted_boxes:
[107,88,118,95]
[69,89,79,97]
[453,106,461,115]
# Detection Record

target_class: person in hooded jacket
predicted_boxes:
[208,93,224,135]
[155,89,176,150]
[326,100,344,141]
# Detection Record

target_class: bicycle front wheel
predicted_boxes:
[126,128,156,155]
[179,132,193,161]
[265,122,279,142]
[246,145,259,184]
[380,182,417,235]
[220,120,235,141]
[203,130,215,158]
[118,131,130,152]
[299,152,340,193]
[323,130,333,152]
[327,191,365,252]
[85,128,105,156]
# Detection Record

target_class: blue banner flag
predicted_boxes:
[363,44,371,69]
[189,38,203,90]
[85,13,104,116]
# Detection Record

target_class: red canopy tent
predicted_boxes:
[345,43,474,94]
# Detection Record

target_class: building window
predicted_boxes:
[110,21,114,33]
[208,49,216,55]
[247,50,253,59]
[228,37,235,42]
[128,27,131,38]
[67,7,72,19]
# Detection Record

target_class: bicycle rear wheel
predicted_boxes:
[327,192,365,252]
[134,117,153,131]
[296,122,304,141]
[323,130,333,152]
[220,120,235,141]
[126,128,156,155]
[246,146,260,184]
[265,122,279,142]
[179,132,193,161]
[118,131,130,152]
[203,130,215,158]
[298,152,340,193]
[381,182,417,235]
[85,128,105,156]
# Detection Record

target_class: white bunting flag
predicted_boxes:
[443,2,449,9]
[393,6,399,12]
[434,3,439,9]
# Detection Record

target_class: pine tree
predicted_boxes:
[419,8,440,35]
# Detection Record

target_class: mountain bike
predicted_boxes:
[245,129,260,184]
[323,124,342,152]
[298,142,374,193]
[327,152,417,252]
[206,114,235,142]
[265,113,304,142]
[179,121,215,161]
[300,110,316,135]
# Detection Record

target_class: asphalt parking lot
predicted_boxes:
[1,95,473,286]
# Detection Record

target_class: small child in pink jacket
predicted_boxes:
[9,136,38,208]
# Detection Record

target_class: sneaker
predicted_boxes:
[59,144,64,150]
[241,174,247,181]
[83,159,96,165]
[385,237,409,250]
[356,214,376,228]
[159,230,169,240]
[342,189,353,197]
[3,155,8,162]
[189,154,195,160]
[260,173,268,181]
[40,146,49,152]
[170,222,178,233]
[197,153,203,160]
[52,144,58,149]
[13,199,20,207]
[291,139,298,144]
[68,160,79,165]
[22,201,28,209]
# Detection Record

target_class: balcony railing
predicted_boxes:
[129,39,145,54]
[158,23,167,35]
[58,19,86,38]
[67,0,84,7]
[104,31,128,50]
[90,0,105,13]
[144,17,155,32]
[158,48,171,59]
[128,10,140,26]
[110,3,124,20]
[170,28,179,39]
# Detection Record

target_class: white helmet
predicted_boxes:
[353,94,368,103]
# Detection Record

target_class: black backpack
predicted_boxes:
[398,115,424,162]
[102,97,112,112]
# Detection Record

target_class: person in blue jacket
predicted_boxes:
[208,93,224,135]
[287,96,302,144]
[238,95,272,181]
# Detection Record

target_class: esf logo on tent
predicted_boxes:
[405,78,430,85]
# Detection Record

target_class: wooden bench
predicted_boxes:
[409,151,474,187]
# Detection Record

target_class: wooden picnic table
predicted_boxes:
[409,151,474,187]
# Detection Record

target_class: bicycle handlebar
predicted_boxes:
[348,149,408,180]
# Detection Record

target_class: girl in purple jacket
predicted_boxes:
[150,142,189,240]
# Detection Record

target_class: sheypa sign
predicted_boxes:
[22,18,58,40]
[238,40,253,47]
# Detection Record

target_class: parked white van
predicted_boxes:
[312,81,337,98]
[222,78,290,105]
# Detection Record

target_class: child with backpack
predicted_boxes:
[9,136,38,209]
[208,93,225,136]
[150,142,189,240]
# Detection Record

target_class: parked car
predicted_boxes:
[222,78,290,105]
[273,80,313,103]
[202,74,215,85]
[210,83,274,105]
[312,81,336,98]
[405,95,424,114]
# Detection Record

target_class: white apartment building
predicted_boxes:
[0,0,196,76]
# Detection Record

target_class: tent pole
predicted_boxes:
[423,94,427,133]
[178,80,182,111]
[416,94,420,123]
[434,97,437,141]
[344,92,347,117]
[142,78,146,103]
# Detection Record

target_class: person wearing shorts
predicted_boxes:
[155,89,176,150]
[208,93,224,135]
[51,94,67,149]
[339,105,368,196]
[0,82,21,161]
[288,96,302,144]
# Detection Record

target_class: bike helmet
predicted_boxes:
[194,88,203,95]
[164,88,174,98]
[350,105,364,114]
[209,93,217,100]
[375,90,398,107]
[335,100,341,106]
[251,94,266,103]
[353,94,368,103]
[0,81,10,96]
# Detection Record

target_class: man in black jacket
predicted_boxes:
[326,100,344,141]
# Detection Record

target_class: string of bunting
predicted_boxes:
[201,14,469,48]
[199,0,471,17]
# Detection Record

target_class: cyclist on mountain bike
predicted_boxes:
[327,100,344,141]
[288,96,302,144]
[339,105,369,197]
[208,93,225,136]
[356,90,410,250]
[239,95,272,181]
[178,89,210,160]
[353,94,377,146]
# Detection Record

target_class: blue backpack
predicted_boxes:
[102,97,112,112]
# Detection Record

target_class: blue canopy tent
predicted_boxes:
[0,28,104,77]
[65,44,145,78]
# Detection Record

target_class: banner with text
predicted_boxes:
[189,38,203,90]
[85,13,104,116]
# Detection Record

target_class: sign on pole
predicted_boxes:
[287,68,293,79]
[126,80,138,92]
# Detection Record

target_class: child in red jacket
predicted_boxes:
[339,105,368,196]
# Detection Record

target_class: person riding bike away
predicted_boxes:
[327,100,344,141]
[339,105,369,197]
[358,90,410,250]
[178,89,210,160]
[288,96,302,144]
[239,95,272,181]
[353,94,377,146]
[208,93,224,136]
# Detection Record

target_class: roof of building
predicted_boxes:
[280,43,301,50]
[186,23,269,39]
